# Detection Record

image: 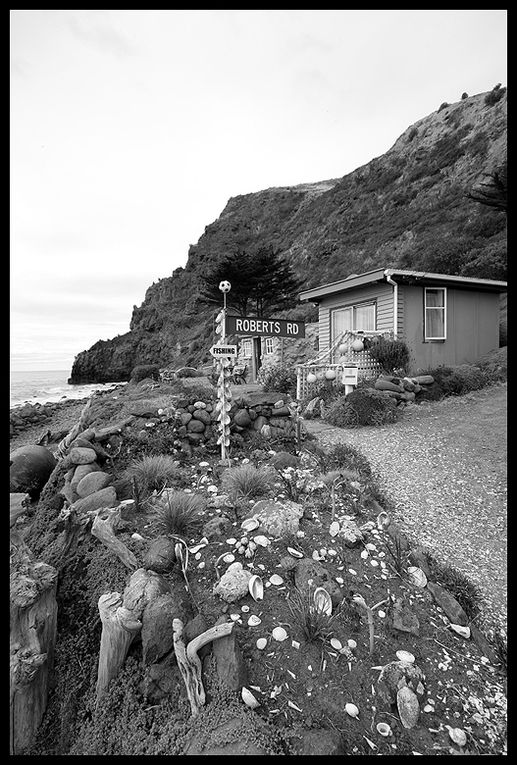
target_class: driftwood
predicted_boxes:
[10,541,58,754]
[55,399,94,459]
[91,508,137,570]
[173,618,234,716]
[96,568,168,703]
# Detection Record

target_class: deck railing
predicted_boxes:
[296,330,386,400]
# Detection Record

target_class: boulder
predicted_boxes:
[71,463,100,493]
[212,615,248,690]
[141,655,179,703]
[180,412,192,425]
[252,415,268,432]
[143,536,176,574]
[76,471,113,498]
[250,499,304,538]
[187,419,205,433]
[375,379,403,393]
[193,409,212,425]
[213,562,252,603]
[411,375,434,385]
[141,592,187,665]
[69,447,97,465]
[377,660,426,708]
[233,409,252,428]
[203,515,232,540]
[392,597,420,636]
[10,445,57,498]
[270,451,300,471]
[338,519,364,548]
[72,486,117,514]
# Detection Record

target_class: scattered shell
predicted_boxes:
[407,566,428,588]
[241,517,260,532]
[360,549,369,559]
[313,587,332,616]
[347,639,357,650]
[377,610,386,618]
[396,650,415,664]
[292,640,300,649]
[423,704,434,713]
[376,722,392,737]
[330,637,343,651]
[230,614,241,621]
[328,549,337,556]
[131,533,145,541]
[335,576,344,585]
[269,574,284,585]
[223,553,235,563]
[450,624,471,639]
[312,550,322,561]
[197,562,205,569]
[448,727,467,747]
[189,542,207,553]
[248,574,264,601]
[365,543,377,551]
[253,535,270,547]
[248,615,262,626]
[195,552,202,560]
[272,626,288,642]
[256,638,268,650]
[241,686,260,709]
[226,538,237,545]
[397,686,420,729]
[370,560,379,567]
[345,703,359,718]
[287,546,303,558]
[241,605,250,612]
[288,700,302,712]
[329,521,340,537]
[348,568,357,576]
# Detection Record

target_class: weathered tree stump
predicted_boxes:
[10,540,58,754]
[173,618,234,716]
[95,568,168,703]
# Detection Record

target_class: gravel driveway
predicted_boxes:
[303,383,507,635]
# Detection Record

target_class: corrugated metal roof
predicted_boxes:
[299,268,507,301]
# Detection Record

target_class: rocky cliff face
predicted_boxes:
[70,88,507,384]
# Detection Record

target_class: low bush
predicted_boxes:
[175,367,204,378]
[366,337,411,374]
[420,362,500,399]
[150,489,206,537]
[324,388,402,428]
[324,442,373,478]
[424,553,483,621]
[259,364,297,395]
[130,364,161,383]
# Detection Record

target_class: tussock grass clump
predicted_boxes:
[287,588,337,645]
[150,489,206,537]
[325,443,372,478]
[220,463,275,501]
[123,454,183,501]
[424,553,483,621]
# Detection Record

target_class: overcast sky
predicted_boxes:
[10,9,507,372]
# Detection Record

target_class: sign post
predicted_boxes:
[215,281,232,462]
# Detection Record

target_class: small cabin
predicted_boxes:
[299,268,507,376]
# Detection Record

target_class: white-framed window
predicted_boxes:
[424,287,447,340]
[264,337,275,355]
[331,302,376,342]
[240,338,252,357]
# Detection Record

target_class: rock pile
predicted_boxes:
[374,374,435,402]
[10,400,83,439]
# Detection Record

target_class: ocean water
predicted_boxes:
[10,370,127,409]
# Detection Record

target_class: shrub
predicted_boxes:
[438,101,449,112]
[123,454,184,501]
[367,337,410,374]
[421,363,489,398]
[130,364,160,383]
[461,92,469,100]
[175,367,204,378]
[484,84,506,106]
[324,388,402,429]
[324,442,372,478]
[259,364,297,395]
[424,553,483,621]
[150,489,206,537]
[220,463,275,501]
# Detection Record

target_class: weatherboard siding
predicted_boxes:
[318,282,394,350]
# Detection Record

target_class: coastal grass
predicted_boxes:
[149,489,206,537]
[123,454,184,501]
[220,463,275,502]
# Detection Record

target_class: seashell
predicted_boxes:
[312,550,321,561]
[328,549,337,556]
[329,521,340,537]
[360,549,369,559]
[241,517,260,532]
[397,686,420,729]
[230,614,241,622]
[241,605,250,612]
[376,511,390,529]
[189,541,208,553]
[370,560,379,567]
[195,552,202,561]
[248,574,264,601]
[223,553,235,563]
[330,637,343,651]
[131,533,145,541]
[313,587,332,616]
[345,702,359,718]
[256,638,267,650]
[226,537,237,545]
[287,546,303,558]
[269,574,284,585]
[248,615,262,626]
[450,623,471,639]
[348,568,357,576]
[241,686,260,709]
[376,722,392,737]
[377,610,386,618]
[272,626,288,641]
[396,650,415,664]
[365,543,377,551]
[407,566,427,587]
[347,639,357,650]
[448,727,467,747]
[423,704,434,713]
[253,535,269,547]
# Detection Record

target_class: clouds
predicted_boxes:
[10,10,507,372]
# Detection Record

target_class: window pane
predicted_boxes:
[426,308,444,338]
[426,289,444,307]
[355,304,375,330]
[332,308,352,341]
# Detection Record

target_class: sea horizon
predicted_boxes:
[10,368,127,409]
